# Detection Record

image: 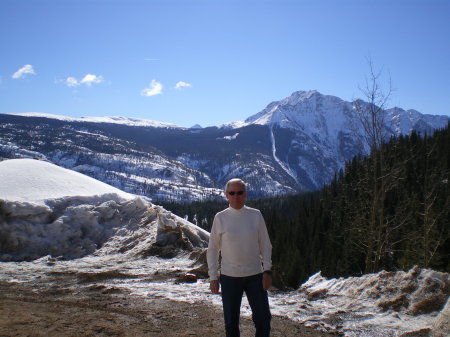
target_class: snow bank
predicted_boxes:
[0,159,209,262]
[300,267,449,316]
[270,267,450,336]
[1,197,144,261]
[94,205,209,259]
[0,158,133,204]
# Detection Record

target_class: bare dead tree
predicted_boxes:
[352,57,398,273]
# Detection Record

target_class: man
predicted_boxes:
[207,178,272,337]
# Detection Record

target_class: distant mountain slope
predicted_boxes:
[1,90,448,201]
[0,114,224,202]
[8,112,181,128]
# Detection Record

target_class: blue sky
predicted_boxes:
[1,0,449,127]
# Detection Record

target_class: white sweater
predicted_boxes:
[207,205,272,280]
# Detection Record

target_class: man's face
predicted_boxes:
[225,182,246,209]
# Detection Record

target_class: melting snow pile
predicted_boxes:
[0,158,133,203]
[1,158,448,337]
[0,159,208,261]
[270,268,449,336]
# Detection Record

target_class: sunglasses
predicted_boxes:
[227,190,244,196]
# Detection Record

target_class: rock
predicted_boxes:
[175,273,198,283]
[430,299,450,337]
[398,328,431,337]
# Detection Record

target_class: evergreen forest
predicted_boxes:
[160,123,450,288]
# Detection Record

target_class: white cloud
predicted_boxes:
[65,77,78,87]
[174,81,192,89]
[63,74,104,87]
[12,64,36,79]
[141,80,163,96]
[80,74,104,86]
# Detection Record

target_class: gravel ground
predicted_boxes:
[0,278,337,337]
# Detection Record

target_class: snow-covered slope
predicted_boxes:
[0,158,133,204]
[8,112,182,129]
[245,91,363,160]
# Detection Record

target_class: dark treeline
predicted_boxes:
[160,123,450,288]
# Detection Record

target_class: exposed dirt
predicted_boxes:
[0,277,337,337]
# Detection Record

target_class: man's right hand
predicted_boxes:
[210,280,220,294]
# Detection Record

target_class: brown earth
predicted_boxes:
[0,277,338,337]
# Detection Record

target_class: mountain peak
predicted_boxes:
[283,90,320,103]
[244,90,329,126]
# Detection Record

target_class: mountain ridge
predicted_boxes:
[1,90,448,202]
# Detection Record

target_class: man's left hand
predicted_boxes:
[262,272,272,291]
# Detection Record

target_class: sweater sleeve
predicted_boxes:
[258,212,272,272]
[207,214,221,280]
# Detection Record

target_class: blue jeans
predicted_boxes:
[219,273,271,337]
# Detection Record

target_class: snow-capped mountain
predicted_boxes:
[1,90,448,201]
[234,90,449,191]
[8,112,182,129]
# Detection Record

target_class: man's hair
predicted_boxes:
[224,178,246,193]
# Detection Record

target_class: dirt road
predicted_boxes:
[0,279,336,337]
